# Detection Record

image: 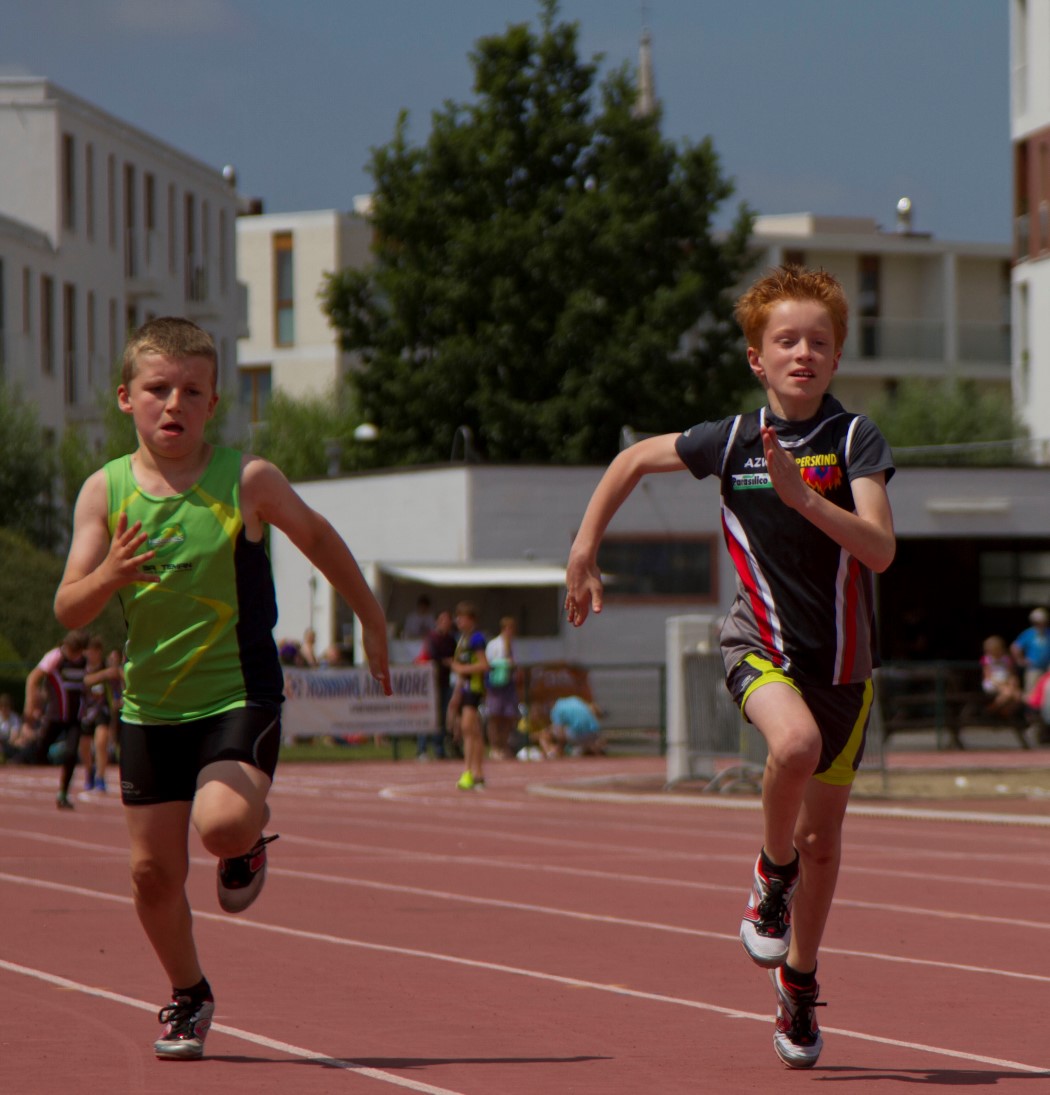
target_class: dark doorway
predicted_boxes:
[877,537,1050,664]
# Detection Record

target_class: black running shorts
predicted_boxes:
[726,653,874,787]
[118,702,282,805]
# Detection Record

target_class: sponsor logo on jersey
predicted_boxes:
[731,472,773,490]
[148,523,186,556]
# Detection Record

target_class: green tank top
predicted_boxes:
[106,446,283,724]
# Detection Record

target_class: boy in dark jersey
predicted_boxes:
[55,317,392,1061]
[450,601,489,790]
[565,267,895,1069]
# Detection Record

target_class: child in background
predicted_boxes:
[980,635,1023,717]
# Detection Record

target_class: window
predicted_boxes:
[124,162,137,277]
[61,133,75,230]
[63,283,76,405]
[22,267,31,334]
[85,143,95,240]
[167,183,177,274]
[107,154,117,249]
[239,365,272,424]
[596,536,717,599]
[980,550,1050,607]
[40,275,54,376]
[858,254,880,358]
[218,209,228,294]
[109,297,118,366]
[86,290,96,386]
[144,172,156,268]
[273,232,294,345]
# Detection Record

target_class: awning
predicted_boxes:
[379,562,567,588]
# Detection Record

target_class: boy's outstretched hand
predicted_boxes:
[564,555,603,628]
[361,621,393,696]
[103,512,157,587]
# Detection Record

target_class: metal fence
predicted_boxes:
[665,615,886,792]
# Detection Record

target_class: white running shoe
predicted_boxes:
[154,994,215,1060]
[739,852,799,968]
[770,966,825,1069]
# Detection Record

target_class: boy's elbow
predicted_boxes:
[870,537,896,574]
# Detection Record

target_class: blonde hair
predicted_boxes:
[122,316,218,388]
[734,266,849,353]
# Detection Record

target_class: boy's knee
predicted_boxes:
[131,858,185,905]
[767,730,821,776]
[198,814,259,860]
[795,825,842,867]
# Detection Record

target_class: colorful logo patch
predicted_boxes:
[800,464,843,495]
[148,523,186,556]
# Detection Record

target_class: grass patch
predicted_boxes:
[279,737,416,763]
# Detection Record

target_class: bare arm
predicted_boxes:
[243,457,392,695]
[22,668,44,719]
[54,470,156,628]
[761,425,895,573]
[565,434,686,626]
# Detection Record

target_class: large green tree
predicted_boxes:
[323,1,754,466]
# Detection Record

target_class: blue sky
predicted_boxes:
[3,0,1009,242]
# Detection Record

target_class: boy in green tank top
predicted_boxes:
[55,317,392,1061]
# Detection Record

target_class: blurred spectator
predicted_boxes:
[0,692,20,761]
[980,635,1023,718]
[403,595,436,640]
[23,630,88,808]
[1011,608,1050,693]
[538,695,606,758]
[78,635,118,793]
[484,616,519,760]
[416,609,456,761]
[449,602,489,790]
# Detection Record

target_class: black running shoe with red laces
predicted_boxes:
[217,833,278,913]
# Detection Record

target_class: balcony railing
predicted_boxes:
[854,318,1010,366]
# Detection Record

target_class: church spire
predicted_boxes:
[633,7,656,119]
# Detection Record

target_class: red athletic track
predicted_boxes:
[3,754,1050,1094]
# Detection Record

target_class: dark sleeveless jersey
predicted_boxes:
[675,396,895,685]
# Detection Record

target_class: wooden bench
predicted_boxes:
[876,665,1036,750]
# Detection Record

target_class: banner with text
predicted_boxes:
[282,665,438,741]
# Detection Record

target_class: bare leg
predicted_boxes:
[744,683,822,866]
[192,760,272,860]
[460,706,485,781]
[124,801,201,988]
[788,778,851,973]
[93,725,110,785]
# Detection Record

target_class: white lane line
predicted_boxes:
[4,865,1050,1072]
[528,781,1050,827]
[0,957,466,1094]
[6,827,1050,964]
[1,876,1044,1076]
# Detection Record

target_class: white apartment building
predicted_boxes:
[747,210,1012,416]
[0,78,243,446]
[1011,0,1050,442]
[236,207,374,427]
